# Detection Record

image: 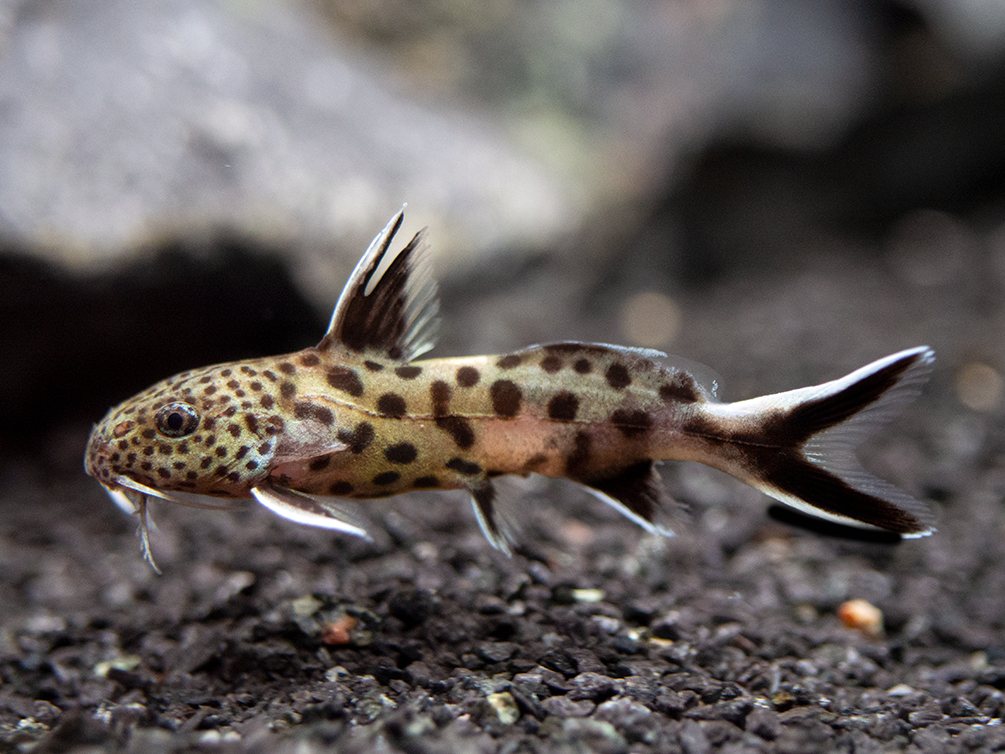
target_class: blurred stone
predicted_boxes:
[0,0,575,303]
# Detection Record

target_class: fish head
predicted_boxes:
[84,361,284,507]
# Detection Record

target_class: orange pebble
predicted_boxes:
[321,614,358,645]
[837,599,884,638]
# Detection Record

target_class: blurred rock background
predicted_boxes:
[1,0,1004,457]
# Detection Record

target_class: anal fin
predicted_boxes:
[582,461,675,537]
[252,482,373,540]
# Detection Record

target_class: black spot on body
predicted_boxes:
[245,415,260,435]
[227,380,239,389]
[431,381,451,416]
[258,441,272,455]
[260,395,274,409]
[364,360,384,372]
[660,374,699,404]
[395,366,422,379]
[338,422,374,454]
[413,475,439,488]
[605,363,632,390]
[215,447,227,458]
[221,369,232,377]
[250,381,262,392]
[245,461,258,471]
[299,352,321,367]
[240,366,257,376]
[263,370,278,382]
[610,408,653,438]
[200,457,212,469]
[547,392,579,421]
[309,456,330,471]
[228,423,241,438]
[373,471,401,486]
[490,380,522,418]
[378,393,407,418]
[157,467,170,479]
[294,402,334,426]
[385,443,418,464]
[436,416,475,449]
[279,362,296,375]
[326,366,364,397]
[329,481,354,495]
[280,381,296,398]
[456,366,480,387]
[446,457,482,476]
[541,355,562,373]
[497,354,522,369]
[235,446,250,460]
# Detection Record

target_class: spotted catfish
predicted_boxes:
[85,210,936,568]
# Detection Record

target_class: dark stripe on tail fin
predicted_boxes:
[783,353,925,442]
[760,454,932,535]
[722,347,936,537]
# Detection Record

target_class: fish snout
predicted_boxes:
[84,428,116,482]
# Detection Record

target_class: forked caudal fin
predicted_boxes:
[705,347,936,537]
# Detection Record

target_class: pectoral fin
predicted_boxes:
[270,396,350,476]
[252,482,373,540]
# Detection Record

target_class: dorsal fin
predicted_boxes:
[318,209,440,362]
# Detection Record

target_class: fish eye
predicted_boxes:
[155,403,200,438]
